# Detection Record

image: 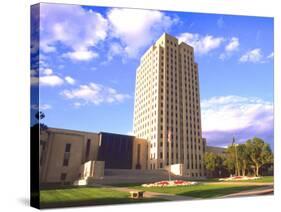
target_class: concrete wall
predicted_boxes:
[40,128,100,184]
[168,164,186,176]
[80,160,105,179]
[39,128,149,185]
[132,138,148,170]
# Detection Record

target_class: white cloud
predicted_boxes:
[32,67,64,87]
[267,52,274,59]
[40,104,52,110]
[40,75,64,87]
[32,67,76,87]
[62,50,98,61]
[39,5,179,61]
[178,32,224,55]
[225,37,239,52]
[219,37,239,61]
[107,8,178,58]
[218,54,227,60]
[43,68,53,75]
[40,4,108,61]
[65,76,76,85]
[73,102,84,108]
[107,42,123,61]
[61,82,130,105]
[31,104,52,110]
[201,95,273,133]
[239,48,263,63]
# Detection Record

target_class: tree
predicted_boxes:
[35,111,45,120]
[204,152,225,177]
[204,152,216,173]
[236,144,251,176]
[245,137,273,176]
[33,111,48,130]
[224,145,236,175]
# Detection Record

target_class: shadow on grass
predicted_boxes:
[40,185,91,191]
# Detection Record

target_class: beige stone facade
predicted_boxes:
[40,128,148,184]
[133,33,204,177]
[40,128,100,184]
[132,138,148,170]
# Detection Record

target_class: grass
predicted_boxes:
[113,176,273,187]
[129,184,269,198]
[40,187,166,208]
[230,176,273,183]
[39,176,274,208]
[193,176,273,183]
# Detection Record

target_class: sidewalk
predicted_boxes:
[221,185,273,198]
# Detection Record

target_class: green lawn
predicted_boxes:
[129,184,269,198]
[113,176,273,187]
[194,176,273,183]
[230,176,273,183]
[40,177,274,208]
[40,187,166,208]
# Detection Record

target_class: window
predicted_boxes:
[63,143,71,166]
[60,173,67,181]
[65,143,71,153]
[85,139,91,162]
[63,154,70,166]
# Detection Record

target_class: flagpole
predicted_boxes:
[168,129,171,181]
[232,136,239,176]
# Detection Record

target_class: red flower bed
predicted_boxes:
[156,181,169,185]
[174,180,185,184]
[142,180,198,187]
[233,176,243,179]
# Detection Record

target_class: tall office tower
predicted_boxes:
[133,33,204,177]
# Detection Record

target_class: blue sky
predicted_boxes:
[31,3,274,148]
